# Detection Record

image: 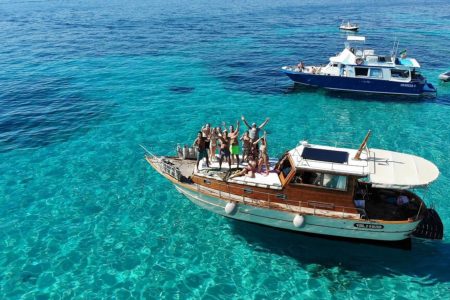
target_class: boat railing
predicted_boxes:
[195,178,360,219]
[141,145,182,181]
[291,146,370,176]
[297,139,366,150]
[299,157,369,175]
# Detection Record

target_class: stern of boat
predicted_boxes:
[422,82,437,95]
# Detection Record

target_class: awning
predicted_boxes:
[330,48,356,65]
[347,36,365,42]
[367,149,439,189]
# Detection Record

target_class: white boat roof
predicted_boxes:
[330,48,356,65]
[366,148,439,189]
[347,35,365,41]
[398,57,420,68]
[289,142,439,189]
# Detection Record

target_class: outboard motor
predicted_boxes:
[413,208,444,240]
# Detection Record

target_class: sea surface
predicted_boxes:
[1,0,450,298]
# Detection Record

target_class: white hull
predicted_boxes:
[339,26,358,31]
[439,74,449,82]
[175,184,419,242]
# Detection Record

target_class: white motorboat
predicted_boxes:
[339,21,359,31]
[438,71,450,82]
[282,36,437,96]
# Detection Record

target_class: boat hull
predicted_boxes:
[283,70,435,96]
[339,27,358,31]
[174,183,420,242]
[439,74,449,82]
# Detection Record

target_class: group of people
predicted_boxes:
[193,115,271,177]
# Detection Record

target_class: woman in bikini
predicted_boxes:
[240,130,251,162]
[253,131,269,176]
[209,127,220,162]
[229,158,257,179]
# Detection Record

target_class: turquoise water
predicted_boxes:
[1,0,450,298]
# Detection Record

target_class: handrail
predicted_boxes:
[291,143,371,175]
[142,145,182,181]
[194,175,360,218]
[296,139,370,150]
[295,157,369,175]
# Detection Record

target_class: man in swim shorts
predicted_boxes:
[241,115,270,158]
[193,131,209,171]
[218,130,231,171]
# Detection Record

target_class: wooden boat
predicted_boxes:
[143,131,443,248]
[339,21,359,31]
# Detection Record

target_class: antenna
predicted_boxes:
[391,37,399,58]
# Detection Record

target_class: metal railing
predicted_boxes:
[194,176,360,219]
[141,145,181,181]
[290,143,371,176]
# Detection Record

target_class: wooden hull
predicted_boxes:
[173,183,420,242]
[146,155,422,243]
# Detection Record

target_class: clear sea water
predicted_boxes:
[1,0,450,298]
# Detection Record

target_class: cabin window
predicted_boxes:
[291,171,348,191]
[355,67,369,77]
[378,56,392,62]
[331,63,338,67]
[322,174,347,190]
[369,68,382,78]
[391,69,409,79]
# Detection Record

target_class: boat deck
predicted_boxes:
[196,157,283,189]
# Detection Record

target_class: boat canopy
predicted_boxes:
[347,36,365,42]
[289,142,439,189]
[398,58,421,68]
[366,149,439,189]
[330,48,356,65]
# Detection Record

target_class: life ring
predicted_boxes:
[355,58,364,65]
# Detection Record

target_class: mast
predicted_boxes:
[354,130,371,160]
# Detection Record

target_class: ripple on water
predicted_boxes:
[1,0,450,299]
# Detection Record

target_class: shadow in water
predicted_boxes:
[0,77,113,152]
[229,219,450,283]
[168,86,195,94]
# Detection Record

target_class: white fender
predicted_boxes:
[225,202,237,215]
[293,214,305,228]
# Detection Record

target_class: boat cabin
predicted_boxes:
[298,36,425,84]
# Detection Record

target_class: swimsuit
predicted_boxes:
[246,164,257,173]
[259,144,268,160]
[197,149,208,160]
[231,145,240,155]
[220,147,230,158]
